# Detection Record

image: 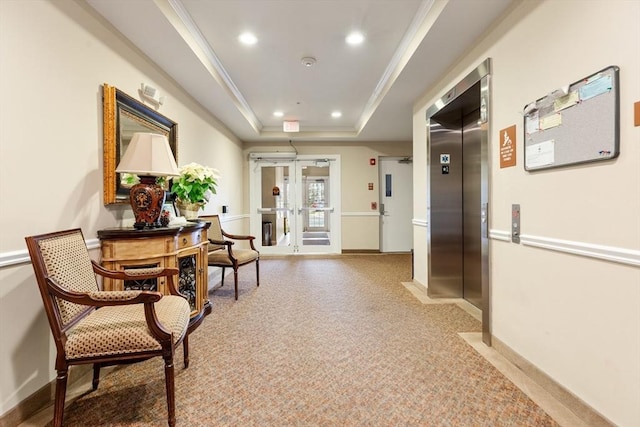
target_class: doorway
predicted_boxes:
[379,157,413,252]
[426,59,491,344]
[249,155,341,254]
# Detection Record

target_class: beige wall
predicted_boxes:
[0,0,244,416]
[3,0,637,424]
[243,141,411,250]
[412,1,640,425]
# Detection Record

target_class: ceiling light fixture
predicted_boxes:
[239,32,257,45]
[301,56,317,67]
[273,111,284,117]
[345,32,365,45]
[331,111,342,118]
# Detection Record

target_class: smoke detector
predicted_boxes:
[301,57,317,68]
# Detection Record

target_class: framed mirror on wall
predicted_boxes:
[103,83,178,205]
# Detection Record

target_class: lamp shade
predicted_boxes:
[115,132,179,177]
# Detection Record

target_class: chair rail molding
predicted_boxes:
[488,228,640,267]
[0,239,100,268]
[489,229,511,241]
[3,230,638,268]
[519,234,640,267]
[341,211,380,217]
[413,218,428,227]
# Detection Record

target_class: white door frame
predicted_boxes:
[249,155,341,255]
[296,156,341,254]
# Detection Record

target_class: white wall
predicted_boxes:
[243,141,411,250]
[413,0,640,425]
[0,0,244,416]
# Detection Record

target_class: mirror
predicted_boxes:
[103,83,178,205]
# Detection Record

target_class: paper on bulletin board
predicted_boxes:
[526,139,555,169]
[539,113,562,130]
[525,112,539,135]
[554,91,579,112]
[579,74,612,101]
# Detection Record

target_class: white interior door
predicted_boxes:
[250,155,341,254]
[379,157,413,252]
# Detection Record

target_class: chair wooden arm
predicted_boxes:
[46,277,162,307]
[208,238,233,246]
[208,238,238,261]
[91,261,183,298]
[221,230,255,241]
[219,232,258,251]
[92,261,178,280]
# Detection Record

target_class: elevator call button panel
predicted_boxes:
[512,204,521,243]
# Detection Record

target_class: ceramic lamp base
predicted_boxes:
[129,176,165,228]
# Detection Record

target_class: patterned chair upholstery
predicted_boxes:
[25,229,191,427]
[199,215,259,300]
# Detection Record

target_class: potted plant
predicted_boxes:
[171,162,219,219]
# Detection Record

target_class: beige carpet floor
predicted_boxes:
[50,254,557,426]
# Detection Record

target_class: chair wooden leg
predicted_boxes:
[53,368,68,427]
[234,269,239,300]
[164,355,176,427]
[183,334,189,369]
[92,363,101,390]
[256,259,260,287]
[220,267,225,287]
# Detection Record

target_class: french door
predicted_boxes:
[249,155,341,254]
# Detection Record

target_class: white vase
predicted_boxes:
[178,202,202,220]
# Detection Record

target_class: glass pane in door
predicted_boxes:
[259,164,292,248]
[299,161,332,248]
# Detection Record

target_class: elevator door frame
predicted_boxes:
[426,58,492,345]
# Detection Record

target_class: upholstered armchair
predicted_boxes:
[25,229,191,427]
[199,215,259,300]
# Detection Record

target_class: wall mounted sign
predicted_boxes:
[500,125,517,168]
[283,120,299,132]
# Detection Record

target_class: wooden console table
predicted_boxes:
[97,221,211,332]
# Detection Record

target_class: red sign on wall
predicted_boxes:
[500,125,517,168]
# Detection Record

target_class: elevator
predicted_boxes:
[426,59,491,344]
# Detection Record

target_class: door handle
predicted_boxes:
[258,208,290,213]
[298,207,334,214]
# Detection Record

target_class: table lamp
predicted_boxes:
[115,132,179,229]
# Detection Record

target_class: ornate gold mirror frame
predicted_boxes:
[103,83,178,205]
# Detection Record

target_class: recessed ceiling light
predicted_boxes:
[273,111,284,117]
[239,32,257,45]
[346,32,364,45]
[331,111,342,118]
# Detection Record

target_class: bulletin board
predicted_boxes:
[523,65,619,171]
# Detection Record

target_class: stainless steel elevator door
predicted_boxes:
[428,81,482,309]
[462,111,482,308]
[428,122,463,298]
